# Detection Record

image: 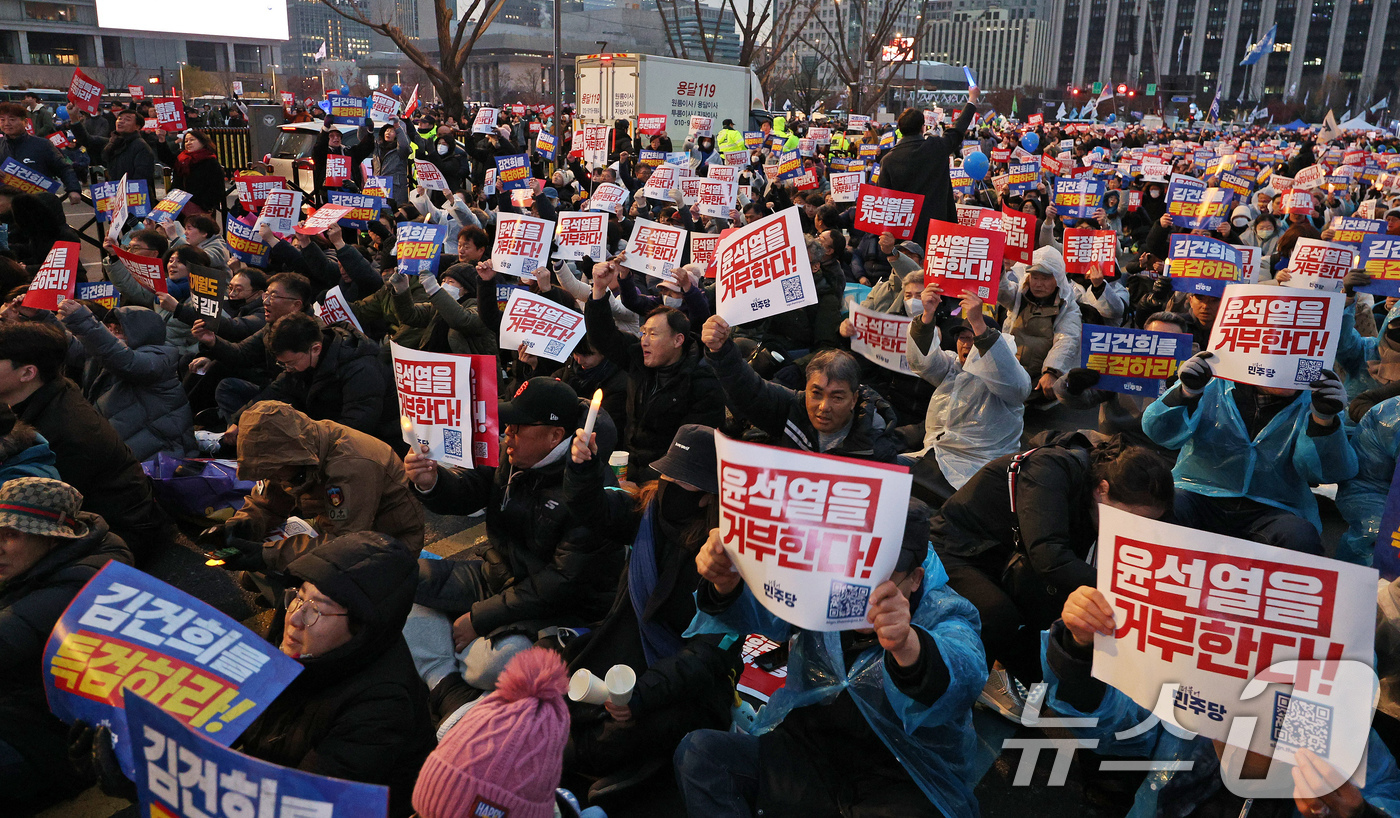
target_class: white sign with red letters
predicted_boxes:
[715,207,816,324]
[315,285,365,333]
[497,289,587,362]
[1281,238,1357,293]
[1207,283,1344,388]
[621,218,687,278]
[830,172,862,203]
[848,300,915,374]
[492,213,553,279]
[553,212,607,262]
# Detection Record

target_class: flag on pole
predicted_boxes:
[1372,96,1390,113]
[314,41,327,61]
[1056,102,1068,120]
[1096,84,1114,107]
[1206,92,1220,124]
[402,84,419,118]
[1238,23,1277,65]
[1320,109,1341,142]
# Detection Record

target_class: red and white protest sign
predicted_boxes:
[622,218,687,278]
[296,204,353,235]
[689,115,714,137]
[707,165,739,185]
[67,68,102,115]
[1282,238,1356,292]
[391,341,498,468]
[642,163,680,200]
[471,107,498,134]
[153,97,186,131]
[1293,164,1327,191]
[637,114,667,136]
[370,92,399,122]
[924,221,1005,300]
[114,246,167,294]
[1281,189,1315,216]
[47,131,72,150]
[587,182,629,213]
[553,212,607,262]
[315,285,364,332]
[1063,228,1118,277]
[234,174,285,210]
[127,84,145,102]
[715,207,816,325]
[715,433,913,630]
[853,184,924,241]
[281,92,295,110]
[582,123,610,168]
[696,178,736,218]
[253,189,303,237]
[830,172,861,203]
[323,154,350,187]
[1093,504,1377,768]
[1208,284,1344,389]
[691,234,720,270]
[956,204,1003,232]
[23,242,79,310]
[848,300,914,375]
[498,289,586,362]
[1001,206,1035,265]
[492,213,552,279]
[414,160,449,191]
[679,177,701,206]
[1028,113,1044,126]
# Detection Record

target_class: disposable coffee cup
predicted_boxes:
[605,664,636,706]
[609,451,629,482]
[568,668,609,705]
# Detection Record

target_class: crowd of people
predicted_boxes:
[4,79,1400,818]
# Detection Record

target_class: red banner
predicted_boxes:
[1001,206,1034,266]
[324,154,350,188]
[922,221,1005,301]
[853,184,925,241]
[23,241,80,310]
[637,114,667,135]
[1063,228,1118,277]
[67,69,103,115]
[153,97,186,131]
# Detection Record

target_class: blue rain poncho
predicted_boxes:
[1337,396,1400,564]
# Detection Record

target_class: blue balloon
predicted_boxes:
[339,85,350,95]
[1020,132,1039,153]
[963,151,989,181]
[391,84,402,96]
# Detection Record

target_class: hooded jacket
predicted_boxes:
[235,533,434,818]
[228,402,425,570]
[263,325,400,447]
[998,245,1084,378]
[62,304,198,460]
[100,130,157,193]
[0,422,60,485]
[1337,396,1400,565]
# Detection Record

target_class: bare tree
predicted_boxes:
[729,0,820,83]
[800,0,931,115]
[320,0,508,119]
[771,54,835,113]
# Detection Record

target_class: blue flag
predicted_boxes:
[1239,23,1278,66]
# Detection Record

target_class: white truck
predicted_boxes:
[575,53,766,148]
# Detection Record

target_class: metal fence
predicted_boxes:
[202,127,253,175]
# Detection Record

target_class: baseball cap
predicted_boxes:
[648,425,718,494]
[499,378,580,428]
[542,186,559,200]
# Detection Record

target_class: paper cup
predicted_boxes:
[605,664,636,706]
[568,668,609,705]
[608,451,629,482]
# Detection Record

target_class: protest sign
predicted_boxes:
[1219,170,1255,198]
[775,149,802,182]
[697,178,736,218]
[554,211,607,261]
[1053,176,1106,219]
[950,167,973,193]
[1358,235,1400,298]
[991,146,1011,164]
[47,130,72,149]
[22,241,79,310]
[744,131,763,149]
[146,189,192,224]
[708,165,739,185]
[323,94,368,126]
[794,170,818,191]
[127,692,388,818]
[91,176,150,223]
[320,152,350,188]
[153,97,186,131]
[391,341,499,467]
[679,177,701,205]
[1028,113,1044,126]
[923,221,1006,301]
[535,130,557,161]
[1166,173,1230,229]
[642,163,679,200]
[587,182,629,213]
[637,149,665,168]
[1329,217,1386,244]
[831,171,862,203]
[107,173,132,229]
[234,174,284,210]
[370,90,399,122]
[414,159,449,191]
[638,113,667,135]
[854,184,925,241]
[498,288,587,362]
[496,153,530,190]
[1293,163,1327,190]
[1207,284,1344,388]
[1063,228,1118,277]
[483,168,497,195]
[67,68,102,114]
[848,300,914,375]
[1168,234,1243,296]
[492,213,552,278]
[128,84,145,101]
[798,137,816,157]
[581,123,610,168]
[314,284,364,332]
[0,156,60,194]
[1080,325,1192,396]
[325,191,383,229]
[691,233,720,269]
[956,205,1003,231]
[1001,206,1035,265]
[395,221,446,275]
[1007,161,1040,194]
[252,189,302,237]
[847,114,870,132]
[1374,463,1400,580]
[225,216,271,267]
[809,126,832,145]
[471,107,499,134]
[689,115,714,137]
[296,204,353,235]
[715,207,815,324]
[44,561,302,777]
[186,264,229,331]
[715,433,913,631]
[621,218,687,278]
[1282,238,1356,292]
[114,246,167,294]
[1092,505,1378,768]
[75,281,118,309]
[280,91,295,109]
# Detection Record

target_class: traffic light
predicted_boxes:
[1071,87,1081,96]
[1117,84,1127,94]
[1127,89,1136,97]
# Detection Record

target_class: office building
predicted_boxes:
[923,5,1053,89]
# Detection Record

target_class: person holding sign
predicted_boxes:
[169,129,225,217]
[999,246,1084,401]
[1142,350,1356,554]
[0,477,132,814]
[0,102,81,204]
[312,118,373,201]
[905,284,1032,499]
[877,88,981,245]
[678,501,988,818]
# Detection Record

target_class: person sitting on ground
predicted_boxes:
[999,246,1083,403]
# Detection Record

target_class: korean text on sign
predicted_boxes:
[554,212,607,262]
[1053,177,1105,220]
[923,221,1005,301]
[621,218,687,279]
[1168,234,1242,297]
[715,207,816,325]
[853,184,925,241]
[848,300,914,375]
[42,562,302,778]
[1357,235,1400,298]
[1080,326,1192,396]
[395,221,446,276]
[1207,284,1343,389]
[492,213,552,278]
[22,241,79,310]
[1063,228,1117,277]
[716,434,913,631]
[1282,238,1356,293]
[498,289,586,362]
[391,341,496,467]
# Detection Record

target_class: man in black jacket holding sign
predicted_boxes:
[877,87,980,245]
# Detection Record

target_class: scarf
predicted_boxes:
[1369,334,1400,385]
[102,131,139,165]
[176,147,215,177]
[628,506,687,666]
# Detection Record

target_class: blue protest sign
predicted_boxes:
[1052,177,1105,220]
[91,178,151,222]
[1376,459,1400,580]
[395,221,447,275]
[42,562,302,778]
[126,691,388,818]
[1168,234,1244,297]
[327,191,385,228]
[0,155,61,194]
[1166,173,1233,230]
[76,281,119,308]
[495,153,531,191]
[325,94,369,125]
[1080,325,1193,396]
[224,215,271,266]
[146,189,192,224]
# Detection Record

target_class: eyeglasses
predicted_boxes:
[283,589,348,627]
[264,293,300,302]
[276,354,309,372]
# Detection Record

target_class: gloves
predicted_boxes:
[1064,368,1102,395]
[199,522,264,571]
[1342,267,1373,294]
[420,272,442,297]
[390,272,409,295]
[1177,351,1215,395]
[67,721,135,801]
[1310,368,1347,422]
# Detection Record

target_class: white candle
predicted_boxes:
[400,415,420,446]
[582,389,603,439]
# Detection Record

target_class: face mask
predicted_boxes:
[437,144,449,155]
[659,481,705,523]
[905,297,923,317]
[1149,189,1162,198]
[1257,226,1275,239]
[442,283,462,300]
[1232,218,1249,228]
[663,296,682,308]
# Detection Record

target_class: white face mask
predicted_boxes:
[437,144,449,155]
[905,297,923,317]
[442,283,462,300]
[663,296,683,308]
[1149,189,1162,198]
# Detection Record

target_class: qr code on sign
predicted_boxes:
[827,580,870,621]
[442,428,463,459]
[1272,691,1333,756]
[545,339,564,357]
[781,276,805,304]
[1294,358,1323,385]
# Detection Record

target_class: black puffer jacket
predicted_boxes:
[414,402,628,637]
[62,304,198,460]
[0,512,131,808]
[876,103,977,245]
[706,339,905,463]
[583,295,726,477]
[235,533,435,818]
[262,325,399,447]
